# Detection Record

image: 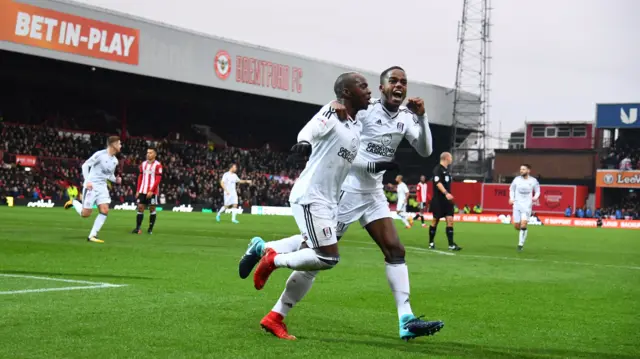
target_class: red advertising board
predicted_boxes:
[481,183,577,215]
[0,0,140,65]
[15,154,37,167]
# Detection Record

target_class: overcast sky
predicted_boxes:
[75,0,640,146]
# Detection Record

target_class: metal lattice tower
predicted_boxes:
[450,0,492,178]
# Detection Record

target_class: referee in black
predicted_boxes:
[428,152,462,251]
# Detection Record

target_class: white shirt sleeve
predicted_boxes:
[509,178,517,201]
[297,115,338,143]
[81,151,101,183]
[532,179,541,201]
[404,114,433,157]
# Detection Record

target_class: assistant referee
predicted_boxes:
[428,152,462,251]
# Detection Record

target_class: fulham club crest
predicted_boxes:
[214,50,232,80]
[322,227,332,238]
[397,122,404,132]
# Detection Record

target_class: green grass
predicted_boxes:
[1,207,638,359]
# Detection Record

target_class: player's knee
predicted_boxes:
[316,254,340,269]
[137,204,145,212]
[81,210,91,218]
[385,242,406,264]
[100,209,109,216]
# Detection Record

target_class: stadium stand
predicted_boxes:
[597,130,640,220]
[1,121,301,209]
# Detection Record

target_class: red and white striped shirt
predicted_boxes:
[416,182,428,203]
[137,160,163,195]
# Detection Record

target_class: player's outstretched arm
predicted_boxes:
[405,98,433,157]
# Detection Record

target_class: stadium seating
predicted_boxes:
[1,123,301,208]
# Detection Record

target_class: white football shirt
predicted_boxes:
[289,103,362,207]
[342,99,433,193]
[509,175,540,209]
[82,149,118,187]
[396,182,409,205]
[222,171,240,195]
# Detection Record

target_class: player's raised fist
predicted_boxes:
[406,98,425,116]
[290,141,312,156]
[330,100,348,120]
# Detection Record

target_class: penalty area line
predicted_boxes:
[0,273,128,295]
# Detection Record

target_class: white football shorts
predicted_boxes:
[224,192,238,206]
[291,203,338,248]
[512,205,531,223]
[82,185,111,209]
[336,190,392,237]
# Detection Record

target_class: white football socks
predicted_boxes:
[231,208,239,221]
[519,228,528,246]
[217,207,226,215]
[272,271,318,317]
[273,248,335,271]
[89,213,107,238]
[386,262,413,319]
[400,215,411,227]
[265,234,303,254]
[72,200,83,216]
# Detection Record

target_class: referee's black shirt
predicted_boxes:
[432,164,451,202]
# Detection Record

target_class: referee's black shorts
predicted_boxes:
[430,199,454,219]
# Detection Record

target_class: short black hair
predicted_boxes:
[380,66,405,84]
[522,164,531,169]
[333,72,358,98]
[148,147,157,153]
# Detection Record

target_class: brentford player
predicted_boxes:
[414,175,428,227]
[132,147,162,235]
[239,67,443,341]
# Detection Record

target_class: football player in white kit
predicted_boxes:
[240,67,443,341]
[395,174,412,228]
[216,164,252,224]
[64,136,122,243]
[509,164,540,251]
[249,72,372,340]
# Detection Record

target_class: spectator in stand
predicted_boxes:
[2,123,303,208]
[594,208,602,218]
[565,206,572,217]
[585,207,593,218]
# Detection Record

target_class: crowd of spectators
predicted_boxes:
[1,122,301,208]
[600,131,640,170]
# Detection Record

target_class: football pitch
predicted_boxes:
[1,207,638,359]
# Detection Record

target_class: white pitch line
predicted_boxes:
[0,273,119,285]
[342,241,639,270]
[3,225,638,271]
[0,283,126,295]
[456,254,640,271]
[0,273,128,295]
